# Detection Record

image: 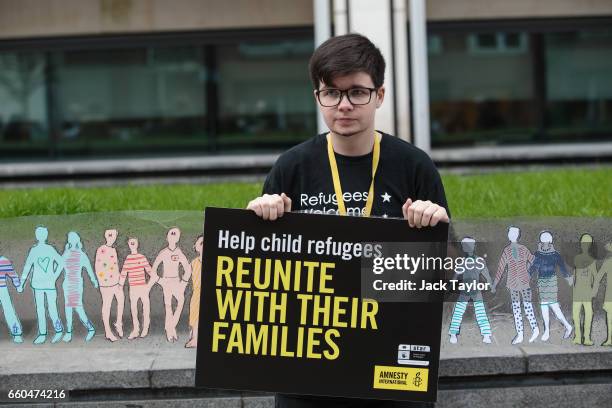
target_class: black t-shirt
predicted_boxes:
[262,132,449,218]
[264,132,444,407]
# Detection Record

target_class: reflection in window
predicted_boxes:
[0,52,49,159]
[545,29,612,143]
[429,31,535,147]
[55,46,208,157]
[216,39,316,150]
[467,32,528,54]
[429,26,612,147]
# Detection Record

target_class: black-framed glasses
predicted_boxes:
[315,87,377,107]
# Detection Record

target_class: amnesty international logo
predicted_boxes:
[373,365,429,392]
[413,372,422,387]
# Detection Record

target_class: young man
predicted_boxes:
[247,34,448,407]
[248,34,448,226]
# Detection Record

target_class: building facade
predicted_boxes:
[0,0,610,163]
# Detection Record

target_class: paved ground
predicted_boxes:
[1,314,610,406]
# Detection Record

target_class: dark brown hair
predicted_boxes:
[309,33,385,90]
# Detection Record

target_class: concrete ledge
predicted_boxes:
[58,396,275,408]
[2,396,276,408]
[523,344,612,373]
[439,346,526,376]
[0,154,279,178]
[432,142,612,162]
[2,342,610,390]
[437,383,612,408]
[0,142,610,180]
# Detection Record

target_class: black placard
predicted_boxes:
[196,207,448,402]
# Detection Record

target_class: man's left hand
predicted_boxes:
[402,198,449,228]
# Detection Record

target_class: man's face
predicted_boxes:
[316,72,384,138]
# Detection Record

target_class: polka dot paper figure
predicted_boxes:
[491,226,539,344]
[95,229,124,342]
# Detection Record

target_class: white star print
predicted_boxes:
[383,214,388,218]
[381,192,391,203]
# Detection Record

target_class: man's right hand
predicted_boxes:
[247,193,292,220]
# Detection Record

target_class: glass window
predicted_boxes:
[428,31,535,147]
[53,45,208,158]
[216,39,316,151]
[428,25,612,147]
[0,52,49,160]
[545,28,612,143]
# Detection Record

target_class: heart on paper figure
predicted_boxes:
[37,257,51,273]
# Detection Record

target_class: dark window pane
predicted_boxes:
[477,33,497,48]
[544,28,612,143]
[216,39,316,151]
[428,31,535,147]
[0,52,50,160]
[54,45,208,157]
[505,33,521,48]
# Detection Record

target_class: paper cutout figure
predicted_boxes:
[151,227,192,342]
[491,226,539,344]
[593,242,612,346]
[572,233,598,346]
[0,254,23,343]
[60,232,98,342]
[18,226,64,344]
[185,234,203,348]
[449,237,493,344]
[95,229,125,342]
[528,231,573,342]
[119,237,157,339]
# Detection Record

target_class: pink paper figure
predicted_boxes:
[119,237,158,339]
[61,231,98,342]
[95,229,124,342]
[185,234,203,348]
[151,227,192,343]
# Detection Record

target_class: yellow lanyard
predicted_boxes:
[326,132,381,217]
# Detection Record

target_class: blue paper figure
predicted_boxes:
[18,226,64,344]
[448,237,493,344]
[0,254,23,343]
[61,231,99,342]
[528,231,573,342]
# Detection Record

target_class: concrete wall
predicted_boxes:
[427,0,612,21]
[0,0,314,39]
[1,212,610,345]
[1,0,612,40]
